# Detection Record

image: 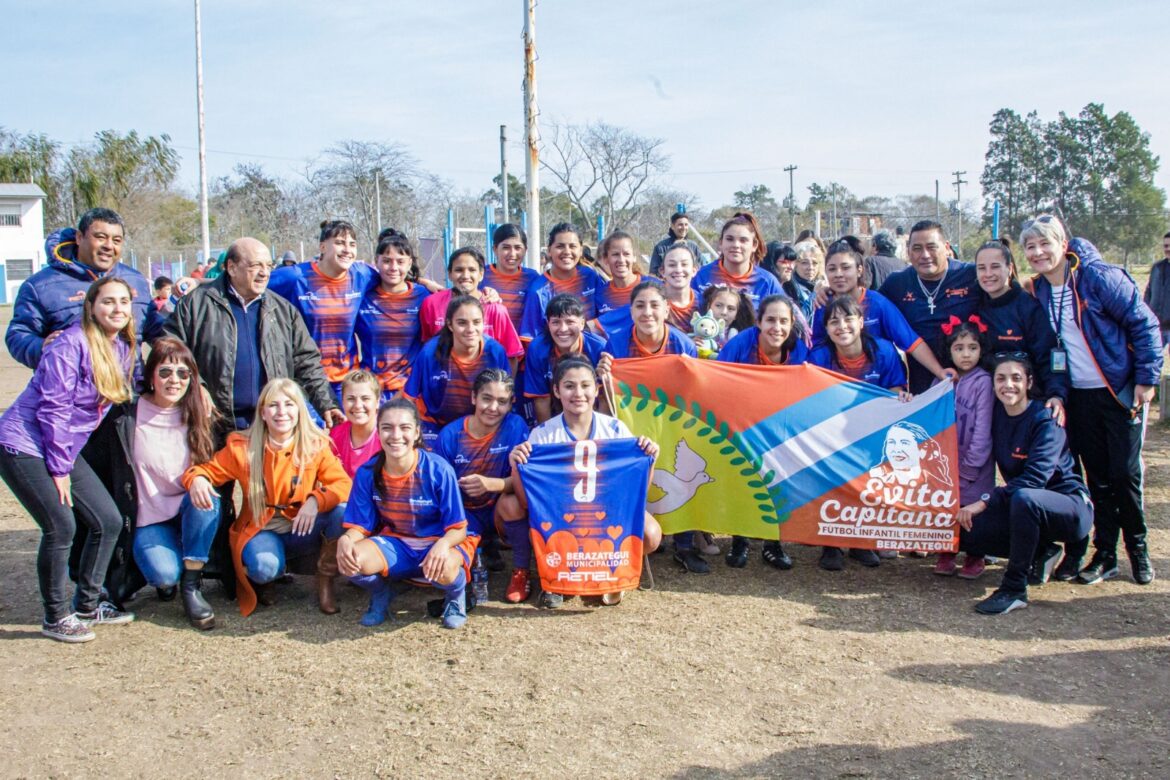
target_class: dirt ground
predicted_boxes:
[0,306,1167,779]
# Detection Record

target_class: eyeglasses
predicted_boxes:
[992,351,1029,362]
[1022,215,1058,229]
[157,366,192,380]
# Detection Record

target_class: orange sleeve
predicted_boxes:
[181,435,247,490]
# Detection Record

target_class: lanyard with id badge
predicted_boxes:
[1047,266,1070,375]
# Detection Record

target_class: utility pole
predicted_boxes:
[935,179,940,221]
[193,0,211,266]
[952,170,967,254]
[522,0,540,270]
[500,124,510,223]
[784,164,797,241]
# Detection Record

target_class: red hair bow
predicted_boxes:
[967,314,988,333]
[940,315,963,336]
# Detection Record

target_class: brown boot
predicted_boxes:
[316,538,340,614]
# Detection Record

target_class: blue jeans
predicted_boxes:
[132,495,222,588]
[241,505,345,584]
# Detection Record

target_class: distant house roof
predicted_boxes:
[0,183,47,199]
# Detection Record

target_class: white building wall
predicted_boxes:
[0,196,46,303]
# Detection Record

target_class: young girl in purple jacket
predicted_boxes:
[0,277,138,642]
[933,316,994,579]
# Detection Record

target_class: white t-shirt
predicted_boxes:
[528,412,633,445]
[1047,284,1105,390]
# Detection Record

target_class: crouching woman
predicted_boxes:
[335,399,474,630]
[182,378,351,616]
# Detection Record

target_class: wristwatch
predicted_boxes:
[980,493,991,503]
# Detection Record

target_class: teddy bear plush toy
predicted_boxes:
[690,310,731,359]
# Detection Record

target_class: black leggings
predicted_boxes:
[0,448,122,623]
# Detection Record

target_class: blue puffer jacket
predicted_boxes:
[1031,237,1162,408]
[5,227,163,368]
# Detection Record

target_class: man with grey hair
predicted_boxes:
[864,229,908,290]
[164,237,342,436]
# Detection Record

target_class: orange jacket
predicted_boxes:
[182,432,352,616]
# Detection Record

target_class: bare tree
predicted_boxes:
[305,140,419,256]
[540,122,669,232]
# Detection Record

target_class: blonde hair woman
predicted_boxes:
[183,378,352,615]
[0,277,137,642]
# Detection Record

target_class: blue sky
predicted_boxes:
[5,0,1169,213]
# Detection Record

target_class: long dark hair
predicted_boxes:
[821,295,878,368]
[319,219,357,243]
[492,223,528,251]
[371,398,422,498]
[144,337,218,463]
[436,294,484,359]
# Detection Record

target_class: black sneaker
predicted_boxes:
[761,541,793,570]
[975,588,1029,615]
[41,614,96,643]
[725,537,749,568]
[1028,542,1064,586]
[819,547,845,571]
[673,548,711,574]
[481,538,505,573]
[1126,542,1155,585]
[539,591,564,609]
[1077,551,1119,585]
[848,548,881,568]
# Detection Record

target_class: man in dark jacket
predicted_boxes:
[864,229,909,290]
[5,208,165,368]
[1142,231,1170,349]
[164,237,343,434]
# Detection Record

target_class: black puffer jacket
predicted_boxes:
[162,276,337,433]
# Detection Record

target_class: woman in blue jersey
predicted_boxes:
[957,353,1092,614]
[524,294,607,424]
[482,224,540,331]
[267,219,376,399]
[815,240,949,385]
[502,357,662,608]
[972,240,1068,425]
[355,229,430,401]
[714,294,810,571]
[519,223,602,340]
[434,369,529,577]
[602,281,699,360]
[402,295,511,449]
[692,212,783,310]
[809,295,909,571]
[336,398,474,629]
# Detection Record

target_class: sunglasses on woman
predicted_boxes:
[157,366,192,380]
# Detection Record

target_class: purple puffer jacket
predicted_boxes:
[0,323,131,477]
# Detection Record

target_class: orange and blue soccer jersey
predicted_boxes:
[808,336,907,389]
[691,260,783,309]
[811,288,923,352]
[667,294,699,334]
[403,336,512,428]
[435,413,529,512]
[343,449,466,550]
[517,438,652,596]
[594,276,647,315]
[717,326,810,366]
[519,267,601,340]
[355,283,430,396]
[602,324,698,359]
[482,265,540,331]
[522,331,607,398]
[268,261,376,383]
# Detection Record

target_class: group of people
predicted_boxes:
[0,204,1161,644]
